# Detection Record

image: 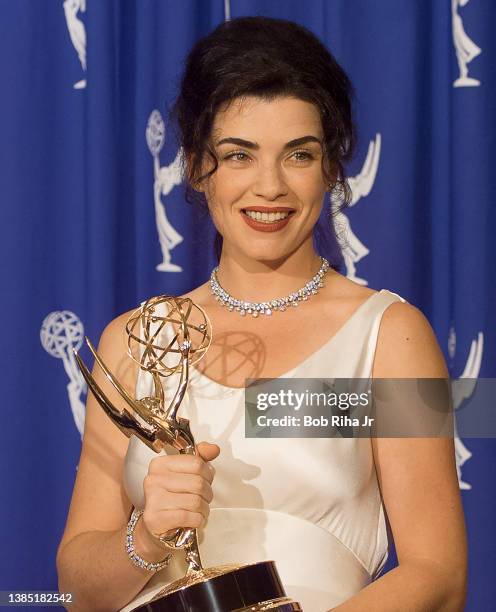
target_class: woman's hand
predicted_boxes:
[134,441,220,559]
[56,312,221,610]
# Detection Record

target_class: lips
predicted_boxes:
[241,206,295,213]
[240,208,295,233]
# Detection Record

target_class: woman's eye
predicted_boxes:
[224,151,250,162]
[291,150,314,162]
[223,150,314,163]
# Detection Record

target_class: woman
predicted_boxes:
[56,16,467,611]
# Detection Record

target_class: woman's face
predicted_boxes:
[200,95,330,263]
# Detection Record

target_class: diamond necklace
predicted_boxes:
[209,257,330,317]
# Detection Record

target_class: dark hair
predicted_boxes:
[170,15,356,268]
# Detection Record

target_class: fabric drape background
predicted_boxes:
[1,1,494,608]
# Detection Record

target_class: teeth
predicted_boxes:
[244,210,290,223]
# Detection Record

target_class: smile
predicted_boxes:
[245,210,290,222]
[240,208,296,232]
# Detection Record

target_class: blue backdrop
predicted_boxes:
[1,1,494,609]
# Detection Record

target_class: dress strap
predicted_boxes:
[360,289,407,377]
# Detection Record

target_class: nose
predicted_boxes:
[251,164,289,201]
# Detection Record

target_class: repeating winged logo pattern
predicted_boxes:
[451,331,484,490]
[41,310,87,437]
[63,0,87,89]
[146,110,184,273]
[332,133,382,285]
[452,0,482,88]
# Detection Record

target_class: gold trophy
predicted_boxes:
[74,295,301,612]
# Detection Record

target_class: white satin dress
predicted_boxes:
[120,289,406,612]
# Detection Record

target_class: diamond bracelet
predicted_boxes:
[125,508,172,572]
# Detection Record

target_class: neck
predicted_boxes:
[214,241,326,302]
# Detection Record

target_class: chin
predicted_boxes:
[241,248,289,264]
[224,233,295,264]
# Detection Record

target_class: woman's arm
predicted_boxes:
[57,310,219,612]
[56,311,173,612]
[332,302,467,612]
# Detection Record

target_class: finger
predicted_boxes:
[196,441,221,462]
[163,454,214,481]
[171,492,210,517]
[153,472,214,503]
[152,508,205,530]
[146,491,210,518]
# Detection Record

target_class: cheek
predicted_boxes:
[290,163,326,192]
[309,201,324,227]
[204,184,233,235]
[295,178,326,215]
[215,167,249,199]
[206,173,243,217]
[206,198,224,232]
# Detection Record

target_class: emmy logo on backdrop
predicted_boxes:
[452,0,482,88]
[331,133,382,286]
[449,328,485,490]
[146,110,184,273]
[40,310,87,436]
[63,0,87,90]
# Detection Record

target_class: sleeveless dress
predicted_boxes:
[120,289,406,612]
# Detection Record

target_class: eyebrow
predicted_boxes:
[214,135,322,149]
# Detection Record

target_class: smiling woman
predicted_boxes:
[56,15,467,612]
[198,96,330,261]
[170,15,355,265]
[216,128,319,233]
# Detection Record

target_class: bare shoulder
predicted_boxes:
[373,299,449,378]
[99,307,137,346]
[326,270,376,297]
[177,281,211,306]
[57,307,143,551]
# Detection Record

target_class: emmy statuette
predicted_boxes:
[74,295,302,612]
